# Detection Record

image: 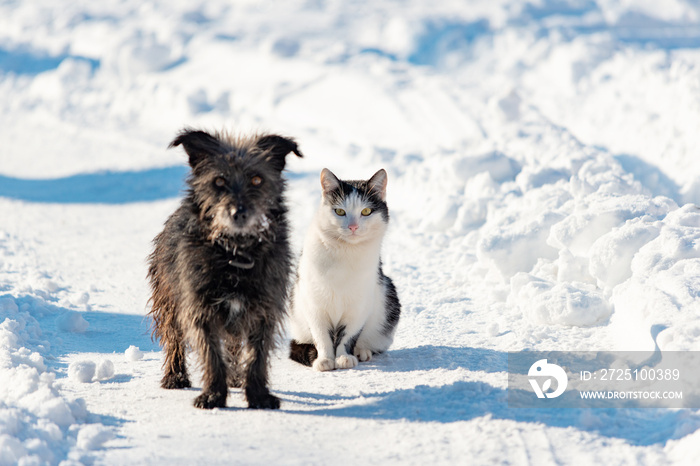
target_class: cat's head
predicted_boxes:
[318,168,389,244]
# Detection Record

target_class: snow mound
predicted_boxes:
[55,311,89,334]
[588,219,662,291]
[68,361,96,383]
[76,424,114,451]
[95,360,114,381]
[0,295,89,465]
[68,359,114,383]
[509,273,611,327]
[125,345,144,361]
[463,143,689,334]
[610,204,700,351]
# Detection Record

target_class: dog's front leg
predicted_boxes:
[242,313,280,409]
[160,324,191,389]
[190,322,228,409]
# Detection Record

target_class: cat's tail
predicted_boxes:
[289,340,318,366]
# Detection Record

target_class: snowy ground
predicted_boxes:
[2,0,700,464]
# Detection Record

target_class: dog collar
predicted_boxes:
[229,249,255,270]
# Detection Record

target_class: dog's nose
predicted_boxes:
[233,205,248,225]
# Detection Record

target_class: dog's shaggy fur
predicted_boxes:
[147,129,302,409]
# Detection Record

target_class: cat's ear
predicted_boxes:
[257,134,304,172]
[320,168,341,194]
[169,129,224,169]
[368,169,388,200]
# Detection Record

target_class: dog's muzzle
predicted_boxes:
[231,205,249,227]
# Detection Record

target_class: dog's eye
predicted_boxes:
[251,176,263,186]
[335,208,346,216]
[361,208,372,216]
[214,177,226,188]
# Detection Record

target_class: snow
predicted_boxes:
[94,360,114,382]
[124,346,143,362]
[1,0,700,464]
[75,424,114,452]
[67,362,96,384]
[56,312,89,334]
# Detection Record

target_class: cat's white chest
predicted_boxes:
[299,236,380,322]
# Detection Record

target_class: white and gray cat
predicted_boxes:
[289,168,401,371]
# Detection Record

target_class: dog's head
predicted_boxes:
[170,129,303,240]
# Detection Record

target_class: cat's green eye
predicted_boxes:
[361,207,372,216]
[335,208,346,216]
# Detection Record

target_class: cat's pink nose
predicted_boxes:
[349,224,359,233]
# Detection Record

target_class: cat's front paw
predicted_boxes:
[354,348,372,362]
[313,357,336,372]
[336,354,358,369]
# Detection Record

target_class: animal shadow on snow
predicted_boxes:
[3,294,159,373]
[283,345,699,447]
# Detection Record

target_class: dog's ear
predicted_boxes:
[256,134,304,171]
[169,129,224,168]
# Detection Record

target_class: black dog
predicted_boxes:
[148,129,302,409]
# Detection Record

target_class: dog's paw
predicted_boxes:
[335,354,358,369]
[193,391,227,409]
[354,347,372,362]
[312,357,335,372]
[161,372,191,389]
[247,393,281,410]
